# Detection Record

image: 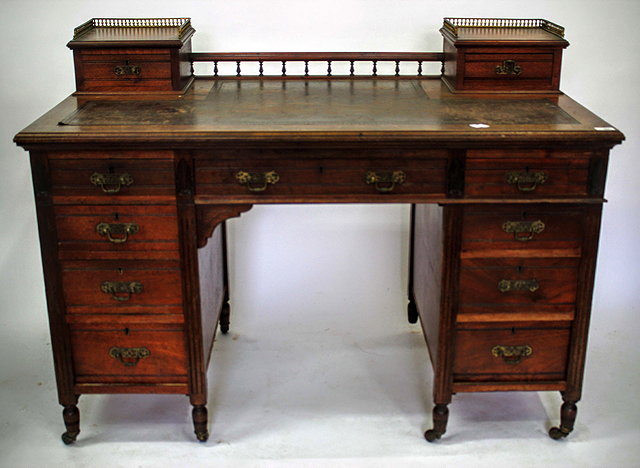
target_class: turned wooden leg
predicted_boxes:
[424,403,449,442]
[61,404,80,445]
[192,405,209,442]
[549,400,578,440]
[220,303,230,335]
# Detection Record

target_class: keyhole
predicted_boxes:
[521,211,528,220]
[124,327,130,335]
[511,327,516,334]
[108,165,115,174]
[114,212,119,221]
[517,265,524,273]
[117,267,124,276]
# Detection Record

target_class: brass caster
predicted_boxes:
[408,301,418,324]
[549,426,571,440]
[195,430,209,442]
[424,429,442,442]
[61,431,79,445]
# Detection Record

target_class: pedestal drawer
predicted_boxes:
[461,205,584,258]
[61,260,183,315]
[459,257,578,317]
[465,158,589,198]
[70,324,188,384]
[49,158,175,202]
[453,321,570,382]
[55,205,179,260]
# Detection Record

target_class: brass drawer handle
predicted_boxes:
[495,60,522,76]
[498,279,540,293]
[365,170,406,193]
[114,61,141,76]
[109,346,150,367]
[491,345,532,364]
[101,281,143,301]
[505,170,547,192]
[90,172,134,193]
[96,222,139,244]
[235,170,280,192]
[502,220,545,241]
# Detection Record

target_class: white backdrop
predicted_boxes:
[1,1,639,466]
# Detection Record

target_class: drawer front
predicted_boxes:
[71,325,188,383]
[453,322,570,382]
[465,158,590,198]
[55,205,179,260]
[62,260,183,314]
[75,49,174,92]
[196,155,447,199]
[50,158,175,201]
[461,205,584,257]
[459,257,578,315]
[461,50,557,91]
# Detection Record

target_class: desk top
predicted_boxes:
[14,79,623,148]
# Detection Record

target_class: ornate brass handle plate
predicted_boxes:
[114,61,141,76]
[502,220,545,242]
[491,345,532,364]
[90,172,134,193]
[498,278,540,293]
[365,170,406,193]
[109,347,150,366]
[495,60,522,76]
[101,281,143,301]
[235,170,280,192]
[505,170,548,192]
[96,222,139,244]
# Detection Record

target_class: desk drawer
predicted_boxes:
[49,158,175,202]
[70,323,188,384]
[453,321,570,382]
[461,205,584,257]
[195,156,446,199]
[459,257,578,318]
[461,51,556,91]
[465,157,590,198]
[55,205,179,260]
[74,49,174,92]
[61,260,183,315]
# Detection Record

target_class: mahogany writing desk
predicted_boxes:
[13,18,624,444]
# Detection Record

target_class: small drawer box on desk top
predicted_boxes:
[440,18,569,93]
[67,18,195,95]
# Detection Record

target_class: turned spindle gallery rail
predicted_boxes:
[189,52,445,79]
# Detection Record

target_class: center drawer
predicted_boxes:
[453,321,571,382]
[195,152,447,200]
